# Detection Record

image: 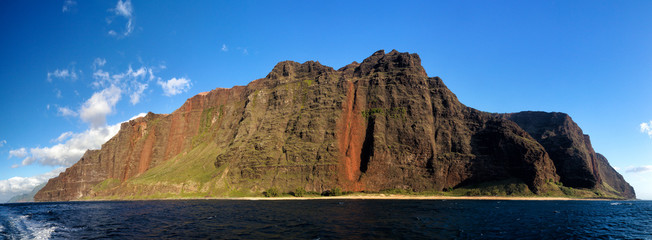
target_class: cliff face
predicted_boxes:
[503,111,635,199]
[35,50,634,201]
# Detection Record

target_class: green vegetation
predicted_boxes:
[293,187,307,197]
[361,108,383,118]
[361,107,406,119]
[321,187,345,196]
[131,143,222,184]
[91,178,120,192]
[264,187,280,197]
[443,179,535,197]
[379,188,413,195]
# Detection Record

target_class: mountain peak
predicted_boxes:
[355,49,427,77]
[266,60,334,81]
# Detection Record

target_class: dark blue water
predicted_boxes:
[0,200,650,239]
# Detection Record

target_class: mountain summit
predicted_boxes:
[35,50,634,201]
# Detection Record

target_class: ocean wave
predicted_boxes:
[2,212,56,240]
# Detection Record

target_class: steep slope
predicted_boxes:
[596,153,636,199]
[503,111,635,199]
[35,50,633,201]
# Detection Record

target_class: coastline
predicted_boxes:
[73,194,618,202]
[215,195,611,201]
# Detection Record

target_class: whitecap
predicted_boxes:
[7,214,56,240]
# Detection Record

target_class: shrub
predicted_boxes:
[332,187,343,196]
[380,188,412,195]
[465,189,482,196]
[321,187,344,196]
[560,186,575,196]
[294,187,307,197]
[264,187,280,197]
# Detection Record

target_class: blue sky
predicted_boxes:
[0,0,651,201]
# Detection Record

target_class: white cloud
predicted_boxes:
[80,85,122,129]
[221,44,228,52]
[626,165,652,174]
[641,121,652,138]
[28,126,120,166]
[93,58,107,69]
[62,0,76,12]
[0,167,65,202]
[47,68,78,82]
[57,106,77,117]
[9,148,28,159]
[108,0,134,37]
[243,48,249,55]
[0,140,6,147]
[22,157,35,166]
[54,131,74,143]
[92,69,111,87]
[92,66,154,105]
[115,0,133,17]
[158,77,191,96]
[130,82,148,105]
[3,111,145,201]
[14,112,143,167]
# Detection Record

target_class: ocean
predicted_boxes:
[0,199,650,239]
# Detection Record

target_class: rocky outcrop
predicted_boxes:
[502,111,635,198]
[35,50,634,201]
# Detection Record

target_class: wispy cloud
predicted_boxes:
[108,0,134,37]
[92,65,156,105]
[0,140,6,148]
[54,131,74,143]
[221,44,228,52]
[158,77,191,96]
[62,0,76,13]
[0,168,65,202]
[641,121,652,138]
[626,165,652,174]
[47,67,79,82]
[57,106,77,117]
[54,89,63,98]
[235,47,249,55]
[130,82,148,105]
[93,58,107,69]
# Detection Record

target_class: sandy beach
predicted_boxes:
[169,194,613,201]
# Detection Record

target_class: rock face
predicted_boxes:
[502,111,635,199]
[35,50,634,201]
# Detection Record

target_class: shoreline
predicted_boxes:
[71,194,620,202]
[203,195,612,201]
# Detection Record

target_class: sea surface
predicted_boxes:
[0,199,650,239]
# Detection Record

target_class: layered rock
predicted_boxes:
[35,50,634,201]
